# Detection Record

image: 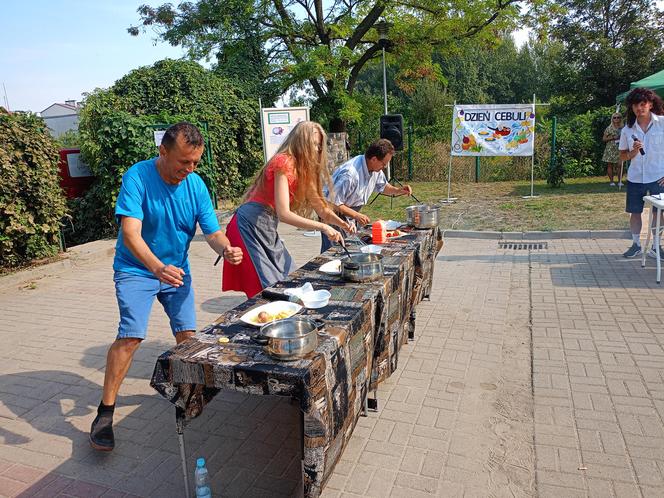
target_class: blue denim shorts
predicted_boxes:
[626,181,664,213]
[114,271,196,340]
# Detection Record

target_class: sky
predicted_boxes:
[1,1,188,113]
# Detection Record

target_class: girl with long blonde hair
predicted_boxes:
[222,121,353,298]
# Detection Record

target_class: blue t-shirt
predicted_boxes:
[113,158,220,277]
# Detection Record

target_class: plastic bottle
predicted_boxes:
[372,220,386,244]
[195,458,212,498]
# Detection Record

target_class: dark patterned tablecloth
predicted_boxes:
[150,225,442,497]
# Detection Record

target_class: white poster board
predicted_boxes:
[66,153,93,178]
[260,106,310,161]
[153,130,166,148]
[451,104,535,156]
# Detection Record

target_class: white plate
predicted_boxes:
[384,220,402,231]
[319,259,342,275]
[239,301,302,327]
[360,244,383,254]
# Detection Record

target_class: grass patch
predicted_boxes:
[362,176,628,232]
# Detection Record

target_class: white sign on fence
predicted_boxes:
[260,106,309,161]
[451,104,535,157]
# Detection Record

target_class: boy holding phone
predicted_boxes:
[619,87,664,258]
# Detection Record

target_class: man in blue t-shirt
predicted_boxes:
[90,122,242,452]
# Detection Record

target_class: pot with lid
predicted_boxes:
[406,204,440,229]
[341,253,383,282]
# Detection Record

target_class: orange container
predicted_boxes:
[372,220,386,244]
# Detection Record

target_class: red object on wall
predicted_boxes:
[58,149,94,199]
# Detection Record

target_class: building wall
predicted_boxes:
[43,114,79,138]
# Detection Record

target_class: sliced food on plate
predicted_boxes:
[240,301,302,326]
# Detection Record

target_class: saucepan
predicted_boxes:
[405,203,440,229]
[257,316,321,360]
[341,253,384,282]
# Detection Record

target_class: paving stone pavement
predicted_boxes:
[1,229,664,497]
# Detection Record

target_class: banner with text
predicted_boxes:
[451,104,535,156]
[260,106,310,161]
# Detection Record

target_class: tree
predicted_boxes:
[535,0,664,109]
[129,0,529,124]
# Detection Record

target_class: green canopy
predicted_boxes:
[616,68,664,102]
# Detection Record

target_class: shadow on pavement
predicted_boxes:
[438,251,662,289]
[200,294,247,315]
[0,351,302,496]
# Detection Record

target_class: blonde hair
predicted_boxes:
[244,121,333,216]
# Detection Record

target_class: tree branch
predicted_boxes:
[345,2,386,51]
[346,43,382,93]
[462,0,520,38]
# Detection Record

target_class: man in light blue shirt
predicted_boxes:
[321,139,412,252]
[90,122,242,452]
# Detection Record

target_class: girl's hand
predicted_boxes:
[323,225,343,244]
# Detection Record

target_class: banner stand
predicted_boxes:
[521,94,540,199]
[440,153,458,204]
[440,101,458,204]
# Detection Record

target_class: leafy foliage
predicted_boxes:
[129,0,527,125]
[533,0,664,110]
[555,106,615,179]
[0,108,68,267]
[71,59,262,245]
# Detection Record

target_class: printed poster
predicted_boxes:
[451,104,536,156]
[260,106,310,161]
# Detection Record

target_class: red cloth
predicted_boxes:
[246,153,297,210]
[221,214,263,298]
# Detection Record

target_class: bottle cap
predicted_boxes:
[196,457,205,468]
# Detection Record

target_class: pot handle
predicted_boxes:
[253,334,269,345]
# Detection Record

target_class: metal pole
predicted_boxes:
[408,122,413,180]
[523,94,539,199]
[382,48,388,115]
[531,94,535,197]
[440,101,457,203]
[382,47,391,179]
[550,116,557,182]
[176,412,191,498]
[475,157,480,183]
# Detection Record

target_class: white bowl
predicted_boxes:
[301,290,331,309]
[360,244,382,254]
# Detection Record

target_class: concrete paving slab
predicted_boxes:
[1,228,664,497]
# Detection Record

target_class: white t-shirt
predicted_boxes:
[619,113,664,184]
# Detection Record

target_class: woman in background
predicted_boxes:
[602,112,623,186]
[222,121,353,298]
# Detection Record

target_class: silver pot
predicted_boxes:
[341,253,383,282]
[406,204,440,229]
[259,317,320,360]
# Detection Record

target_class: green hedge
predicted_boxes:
[0,108,67,267]
[70,59,263,244]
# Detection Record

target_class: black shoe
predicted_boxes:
[89,413,114,451]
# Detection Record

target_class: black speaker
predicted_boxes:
[380,114,404,150]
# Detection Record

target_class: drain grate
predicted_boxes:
[498,241,547,250]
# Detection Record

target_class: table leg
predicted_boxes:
[367,389,378,411]
[657,208,661,284]
[176,409,191,498]
[643,205,653,269]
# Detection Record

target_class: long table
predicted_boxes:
[150,225,442,497]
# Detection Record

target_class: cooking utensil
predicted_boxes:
[341,253,384,282]
[406,204,440,229]
[260,288,304,305]
[259,316,321,360]
[339,240,355,260]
